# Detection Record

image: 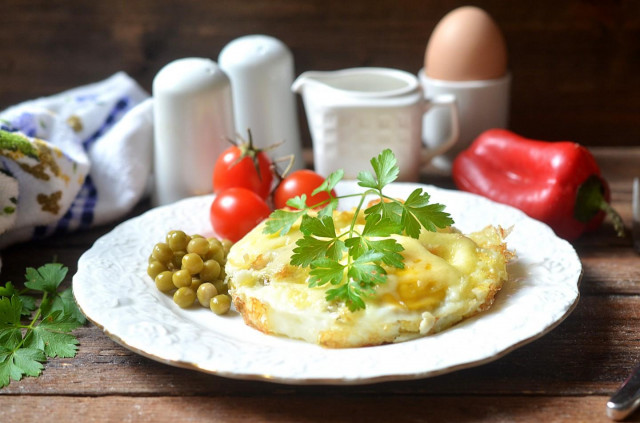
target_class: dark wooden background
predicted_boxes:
[1,0,639,147]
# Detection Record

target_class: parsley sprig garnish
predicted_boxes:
[263,149,454,311]
[0,263,85,388]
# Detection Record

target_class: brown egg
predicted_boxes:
[425,6,507,81]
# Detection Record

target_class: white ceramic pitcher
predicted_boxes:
[292,67,459,180]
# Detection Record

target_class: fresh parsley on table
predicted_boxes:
[0,263,85,388]
[263,149,454,311]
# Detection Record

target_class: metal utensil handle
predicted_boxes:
[608,178,640,420]
[607,364,640,420]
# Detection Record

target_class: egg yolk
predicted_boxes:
[396,278,447,311]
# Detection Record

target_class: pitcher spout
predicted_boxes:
[291,71,334,94]
[292,67,419,98]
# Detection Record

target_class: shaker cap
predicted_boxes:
[219,35,292,70]
[153,57,229,95]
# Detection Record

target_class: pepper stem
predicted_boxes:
[574,175,625,237]
[599,199,626,237]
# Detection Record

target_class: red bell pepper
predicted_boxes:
[452,129,624,240]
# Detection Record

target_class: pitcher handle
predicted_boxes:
[422,94,460,159]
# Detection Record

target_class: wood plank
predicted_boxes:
[580,251,640,294]
[1,1,639,146]
[0,395,627,423]
[0,295,638,397]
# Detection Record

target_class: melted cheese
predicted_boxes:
[226,209,511,348]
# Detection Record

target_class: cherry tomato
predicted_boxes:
[273,169,336,209]
[210,188,271,242]
[212,145,274,200]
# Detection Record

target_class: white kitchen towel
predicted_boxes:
[0,72,153,249]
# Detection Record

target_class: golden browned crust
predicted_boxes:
[232,295,271,335]
[476,283,502,313]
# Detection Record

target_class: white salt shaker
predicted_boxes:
[219,35,302,169]
[152,58,235,206]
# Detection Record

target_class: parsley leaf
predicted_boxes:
[263,208,306,236]
[0,282,16,297]
[313,169,343,196]
[45,288,87,325]
[291,215,346,267]
[308,258,345,288]
[344,237,367,260]
[344,216,404,268]
[323,250,388,311]
[299,214,337,238]
[24,263,67,293]
[362,213,402,238]
[364,198,404,225]
[19,296,36,316]
[262,149,454,311]
[0,263,85,388]
[402,188,454,237]
[266,169,345,236]
[25,311,81,358]
[347,251,387,290]
[357,148,399,190]
[318,198,339,218]
[366,239,405,269]
[326,282,365,312]
[286,195,309,210]
[0,296,22,327]
[0,282,36,316]
[0,347,46,387]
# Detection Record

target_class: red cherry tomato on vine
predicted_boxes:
[210,188,271,242]
[274,169,336,209]
[212,145,274,200]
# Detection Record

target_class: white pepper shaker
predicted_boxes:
[219,35,302,169]
[152,58,235,206]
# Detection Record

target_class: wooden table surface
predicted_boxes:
[1,146,639,422]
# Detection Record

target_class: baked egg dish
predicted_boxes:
[226,209,512,348]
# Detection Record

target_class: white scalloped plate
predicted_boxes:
[73,181,582,385]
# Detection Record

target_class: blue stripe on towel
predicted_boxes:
[52,174,97,235]
[82,98,130,150]
[32,96,131,238]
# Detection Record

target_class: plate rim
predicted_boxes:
[73,181,582,385]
